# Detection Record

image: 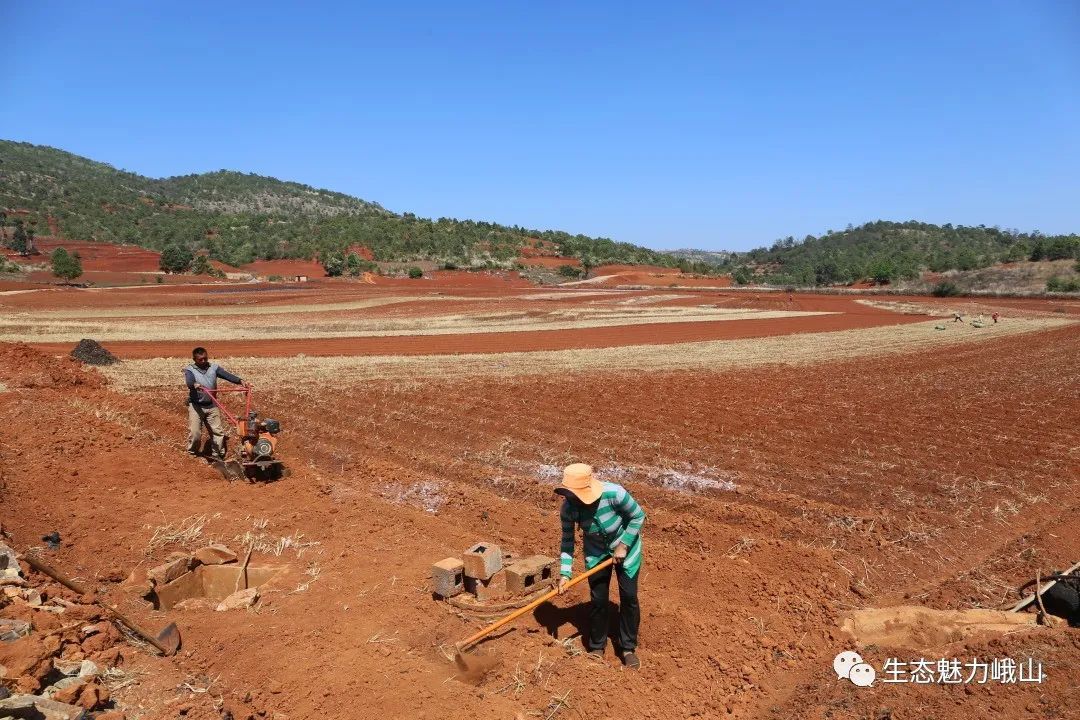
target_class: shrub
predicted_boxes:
[557,264,582,278]
[268,274,283,282]
[159,243,193,273]
[443,261,458,270]
[931,281,961,297]
[408,266,424,279]
[868,258,897,284]
[1046,276,1080,292]
[732,266,753,285]
[191,254,213,275]
[50,247,83,281]
[321,251,345,277]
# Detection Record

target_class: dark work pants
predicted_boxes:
[587,562,640,652]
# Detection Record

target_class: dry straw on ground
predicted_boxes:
[0,306,829,343]
[100,316,1074,388]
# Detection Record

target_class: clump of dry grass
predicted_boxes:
[233,527,320,557]
[146,513,214,554]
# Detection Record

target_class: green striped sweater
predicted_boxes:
[560,482,646,579]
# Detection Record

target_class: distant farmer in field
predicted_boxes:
[184,346,244,458]
[953,311,964,323]
[992,312,1000,324]
[555,463,646,669]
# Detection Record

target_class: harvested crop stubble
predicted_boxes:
[0,307,830,343]
[99,317,1074,388]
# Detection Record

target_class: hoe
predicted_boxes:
[202,384,285,482]
[452,558,614,674]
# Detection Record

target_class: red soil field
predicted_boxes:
[22,239,163,272]
[1,323,1076,720]
[239,258,327,278]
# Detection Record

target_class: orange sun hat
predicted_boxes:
[557,463,603,504]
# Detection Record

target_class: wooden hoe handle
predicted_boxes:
[21,552,177,656]
[456,557,614,652]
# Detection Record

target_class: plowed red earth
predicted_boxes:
[1,311,1077,720]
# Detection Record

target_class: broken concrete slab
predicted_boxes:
[51,659,98,679]
[193,544,237,566]
[146,557,192,587]
[506,555,557,594]
[79,622,109,639]
[0,693,88,719]
[215,587,259,611]
[0,542,21,581]
[462,543,502,581]
[154,564,284,610]
[1,618,32,642]
[431,558,464,598]
[464,569,507,602]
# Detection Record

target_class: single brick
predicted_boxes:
[431,557,464,598]
[464,569,507,602]
[506,555,558,594]
[462,542,502,580]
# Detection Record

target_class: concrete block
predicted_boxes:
[464,569,507,602]
[506,555,558,594]
[462,543,502,580]
[431,557,464,598]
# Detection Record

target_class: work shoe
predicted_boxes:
[587,648,604,660]
[622,652,640,670]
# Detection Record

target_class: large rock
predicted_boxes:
[0,635,59,692]
[215,588,259,612]
[48,676,89,704]
[193,544,237,566]
[0,693,88,719]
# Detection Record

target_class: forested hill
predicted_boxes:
[740,220,1079,286]
[0,140,685,269]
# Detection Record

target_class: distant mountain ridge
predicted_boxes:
[0,140,708,270]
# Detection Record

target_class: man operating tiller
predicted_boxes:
[184,346,245,459]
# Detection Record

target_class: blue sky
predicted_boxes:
[2,2,1078,251]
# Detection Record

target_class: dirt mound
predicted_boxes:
[70,339,119,366]
[0,342,104,389]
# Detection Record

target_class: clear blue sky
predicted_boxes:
[3,2,1078,251]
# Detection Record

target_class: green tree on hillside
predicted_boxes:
[868,258,897,284]
[159,243,193,273]
[322,251,345,277]
[10,220,27,254]
[50,247,83,281]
